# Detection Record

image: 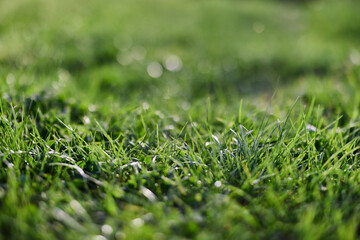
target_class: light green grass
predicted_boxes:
[1,0,360,239]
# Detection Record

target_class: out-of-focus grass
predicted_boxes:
[0,0,360,239]
[1,0,359,102]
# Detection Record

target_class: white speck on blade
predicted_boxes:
[142,102,150,110]
[350,50,360,65]
[83,116,90,125]
[6,73,15,86]
[70,200,86,216]
[49,163,103,186]
[320,185,328,191]
[88,105,97,112]
[251,173,276,185]
[212,135,220,145]
[117,52,132,66]
[131,218,144,227]
[140,187,157,202]
[214,181,222,188]
[131,46,147,61]
[306,124,317,132]
[164,54,182,72]
[52,208,86,232]
[58,69,71,82]
[164,125,175,130]
[101,224,113,235]
[147,62,163,78]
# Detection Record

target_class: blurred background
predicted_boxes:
[0,0,359,106]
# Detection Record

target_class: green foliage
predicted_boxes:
[0,0,360,239]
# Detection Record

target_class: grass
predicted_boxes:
[1,0,360,239]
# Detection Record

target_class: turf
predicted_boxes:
[1,0,360,239]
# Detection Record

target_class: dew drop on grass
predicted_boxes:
[83,116,90,125]
[6,73,15,86]
[131,46,146,61]
[164,54,182,72]
[140,187,156,202]
[41,192,47,199]
[142,102,149,110]
[181,101,191,110]
[155,110,164,118]
[320,185,328,191]
[143,213,154,222]
[214,181,222,188]
[101,224,113,235]
[164,125,175,130]
[306,124,317,132]
[58,69,71,82]
[212,135,220,145]
[70,200,86,216]
[350,50,360,65]
[147,62,163,78]
[117,52,133,66]
[131,218,144,227]
[172,115,180,122]
[88,105,97,112]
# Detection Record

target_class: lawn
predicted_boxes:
[1,0,360,239]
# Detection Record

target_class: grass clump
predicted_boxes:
[1,0,360,239]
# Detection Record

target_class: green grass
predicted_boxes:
[1,0,360,239]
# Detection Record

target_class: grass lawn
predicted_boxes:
[1,0,360,239]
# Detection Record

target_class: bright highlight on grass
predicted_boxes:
[147,62,163,78]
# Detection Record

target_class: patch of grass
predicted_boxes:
[1,0,360,239]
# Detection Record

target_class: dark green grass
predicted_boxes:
[1,0,360,239]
